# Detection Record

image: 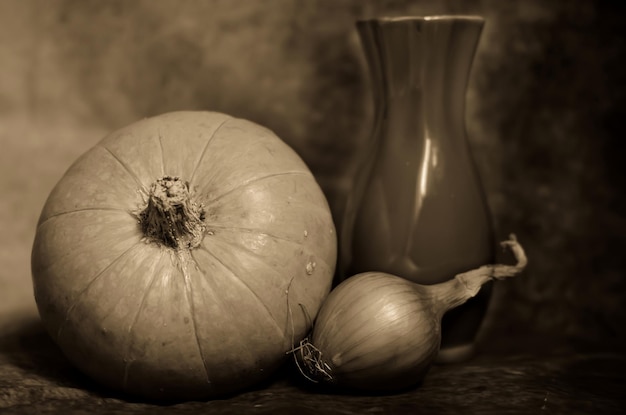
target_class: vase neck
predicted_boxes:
[358,16,484,126]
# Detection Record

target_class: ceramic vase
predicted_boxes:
[340,16,495,362]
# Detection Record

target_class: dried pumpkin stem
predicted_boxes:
[430,234,528,314]
[139,176,206,250]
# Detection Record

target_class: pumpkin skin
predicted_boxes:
[31,111,337,401]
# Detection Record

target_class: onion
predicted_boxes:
[292,235,527,392]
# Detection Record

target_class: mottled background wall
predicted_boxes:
[1,0,624,353]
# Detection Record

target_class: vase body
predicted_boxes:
[340,16,495,362]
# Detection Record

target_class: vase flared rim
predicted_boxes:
[358,15,484,24]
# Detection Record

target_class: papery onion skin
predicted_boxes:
[295,236,526,393]
[307,272,442,391]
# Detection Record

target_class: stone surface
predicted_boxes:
[1,0,625,412]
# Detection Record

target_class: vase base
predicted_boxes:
[436,343,476,364]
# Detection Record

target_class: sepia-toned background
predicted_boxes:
[1,0,625,411]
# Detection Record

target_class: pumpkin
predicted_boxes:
[31,111,337,401]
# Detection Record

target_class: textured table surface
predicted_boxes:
[1,314,625,414]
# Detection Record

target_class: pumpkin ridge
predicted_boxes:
[99,144,149,195]
[202,170,312,206]
[204,225,302,245]
[204,230,306,284]
[179,251,213,392]
[207,225,334,273]
[56,242,141,342]
[121,253,163,390]
[189,117,232,185]
[196,244,286,340]
[200,232,318,347]
[36,207,135,229]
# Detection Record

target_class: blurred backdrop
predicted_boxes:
[1,0,625,353]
